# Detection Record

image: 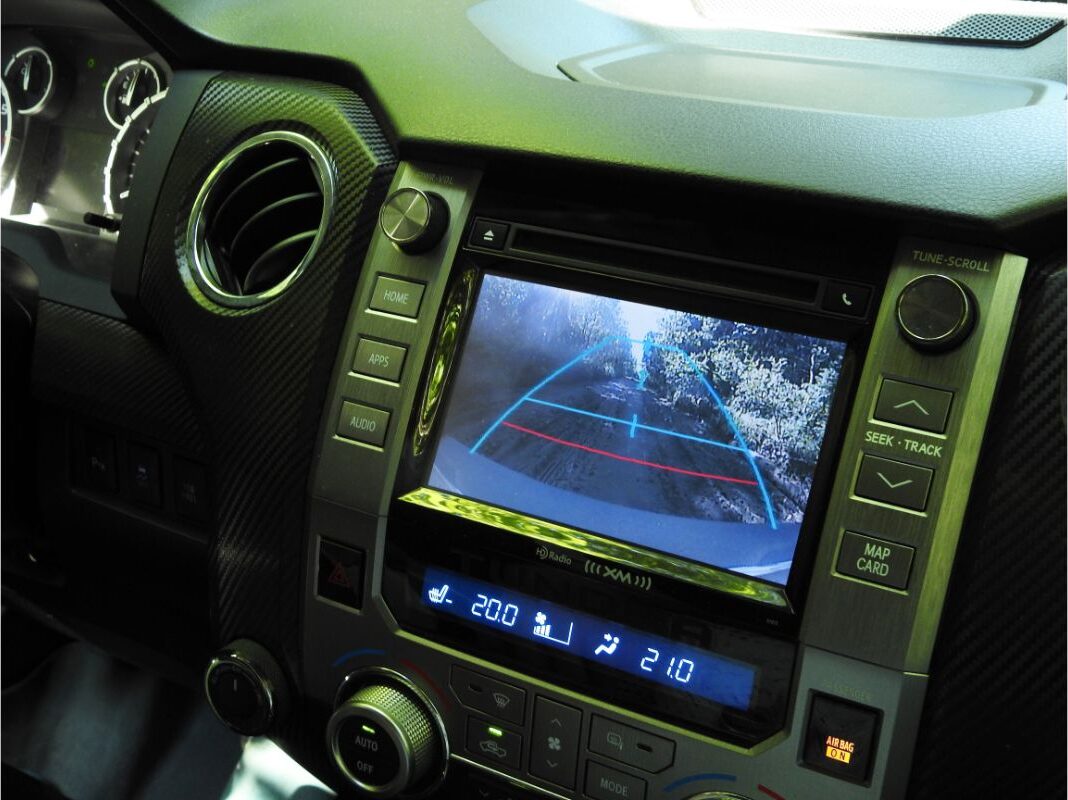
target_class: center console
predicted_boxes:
[231,162,1024,799]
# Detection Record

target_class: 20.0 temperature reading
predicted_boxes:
[640,648,695,684]
[471,594,519,628]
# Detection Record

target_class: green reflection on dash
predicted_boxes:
[398,487,790,608]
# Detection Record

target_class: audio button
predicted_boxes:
[337,402,390,448]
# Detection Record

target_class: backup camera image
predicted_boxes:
[428,274,846,585]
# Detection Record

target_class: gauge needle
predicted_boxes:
[123,69,140,107]
[22,61,30,92]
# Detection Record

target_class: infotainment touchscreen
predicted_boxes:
[427,274,846,586]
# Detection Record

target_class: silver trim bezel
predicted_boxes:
[895,272,973,346]
[4,47,54,117]
[379,187,434,247]
[327,666,450,799]
[203,649,276,735]
[102,58,162,129]
[185,130,336,309]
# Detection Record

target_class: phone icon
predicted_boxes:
[841,292,853,307]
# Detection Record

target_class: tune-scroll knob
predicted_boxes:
[327,678,445,797]
[379,187,449,254]
[204,639,288,736]
[896,273,977,352]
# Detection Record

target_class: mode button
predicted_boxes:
[586,762,646,800]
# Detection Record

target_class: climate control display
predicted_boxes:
[422,567,756,710]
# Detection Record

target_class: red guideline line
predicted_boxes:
[501,421,758,486]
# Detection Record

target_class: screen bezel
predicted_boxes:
[382,250,869,741]
[393,254,864,623]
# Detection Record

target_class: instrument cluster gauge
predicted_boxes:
[3,46,55,116]
[1,77,24,190]
[103,89,166,217]
[1,80,11,171]
[103,58,163,129]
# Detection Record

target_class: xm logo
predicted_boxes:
[584,560,653,591]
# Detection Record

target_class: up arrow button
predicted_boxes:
[874,379,954,434]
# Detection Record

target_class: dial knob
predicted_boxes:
[204,639,287,736]
[327,679,444,797]
[896,274,977,352]
[379,188,449,253]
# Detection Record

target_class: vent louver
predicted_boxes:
[186,131,334,307]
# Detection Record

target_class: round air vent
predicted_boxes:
[186,131,334,307]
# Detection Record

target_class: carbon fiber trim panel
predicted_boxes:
[907,261,1067,798]
[135,75,395,759]
[31,300,206,456]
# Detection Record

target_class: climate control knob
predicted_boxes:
[204,639,288,736]
[379,187,449,254]
[327,678,445,797]
[896,273,976,352]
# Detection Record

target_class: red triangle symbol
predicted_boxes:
[328,561,352,589]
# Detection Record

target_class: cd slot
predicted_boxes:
[504,224,821,308]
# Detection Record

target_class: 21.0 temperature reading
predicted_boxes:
[639,648,695,684]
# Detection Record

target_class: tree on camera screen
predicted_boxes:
[428,274,846,586]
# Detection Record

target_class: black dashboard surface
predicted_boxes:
[116,0,1068,234]
[2,1,1065,799]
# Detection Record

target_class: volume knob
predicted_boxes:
[896,274,977,352]
[327,679,444,797]
[379,188,449,254]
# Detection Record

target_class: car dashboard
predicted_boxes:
[2,1,1065,799]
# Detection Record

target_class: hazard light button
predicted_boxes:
[317,540,365,610]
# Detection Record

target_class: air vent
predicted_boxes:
[186,131,334,307]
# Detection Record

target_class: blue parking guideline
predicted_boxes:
[468,336,778,529]
[676,349,777,530]
[469,338,617,454]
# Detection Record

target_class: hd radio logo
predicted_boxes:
[534,545,573,566]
